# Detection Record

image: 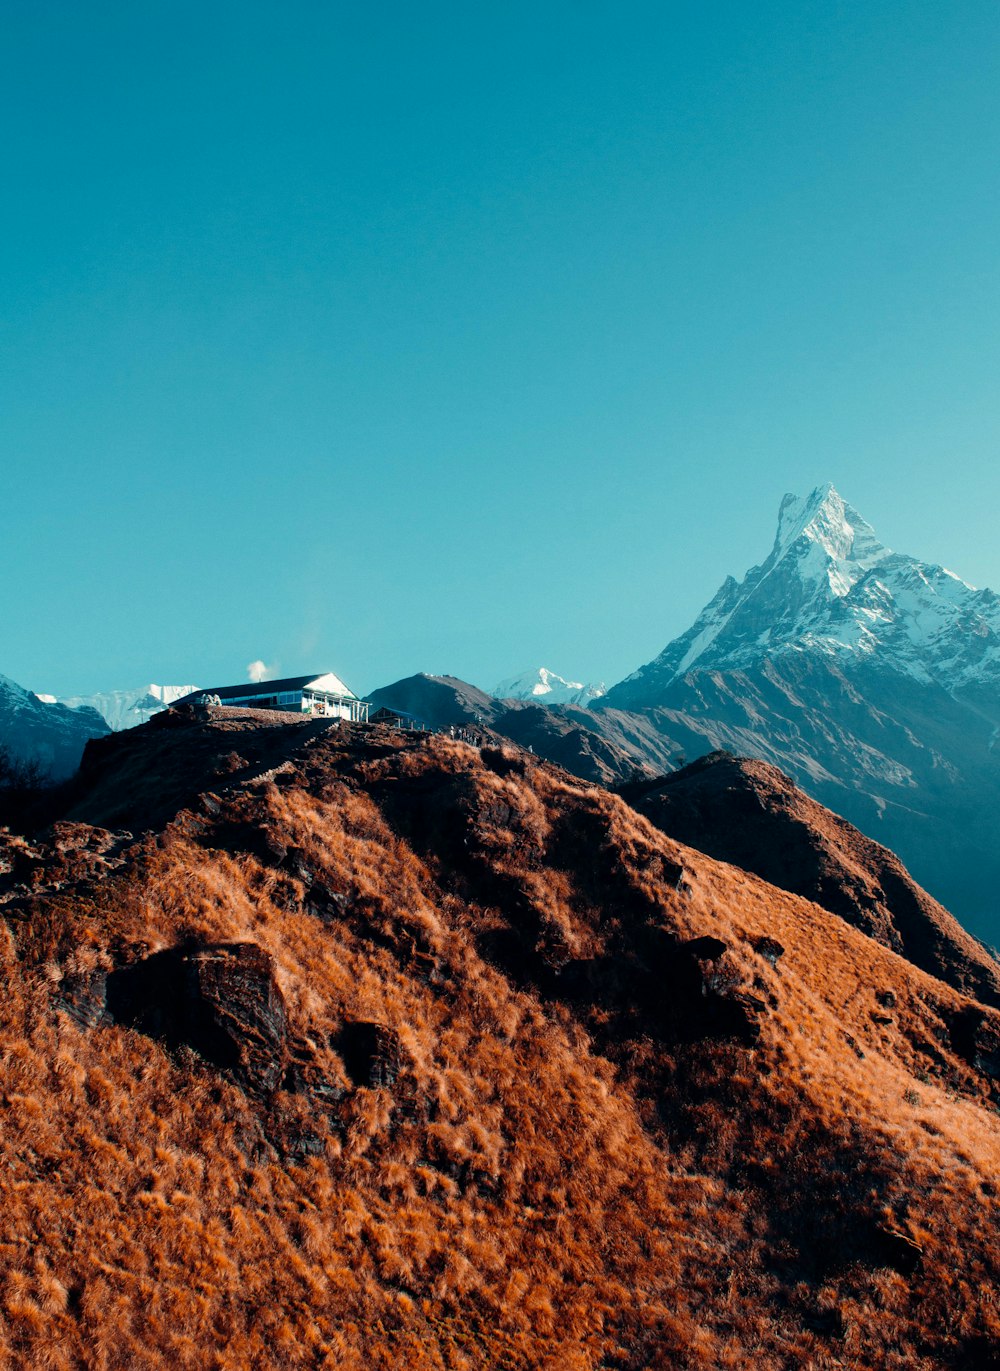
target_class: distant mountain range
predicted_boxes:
[378,485,999,939]
[0,681,199,782]
[491,667,606,707]
[3,483,998,938]
[367,673,663,786]
[0,674,108,780]
[45,683,201,732]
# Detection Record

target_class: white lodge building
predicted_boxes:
[184,673,370,722]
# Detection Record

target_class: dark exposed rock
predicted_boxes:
[334,1021,403,1090]
[479,746,527,778]
[54,970,110,1029]
[283,1132,325,1159]
[752,935,785,966]
[554,936,766,1049]
[876,989,897,1008]
[281,845,314,885]
[267,1094,329,1162]
[872,1221,922,1275]
[207,817,289,866]
[801,1307,845,1338]
[684,935,728,962]
[304,884,352,924]
[950,1005,1000,1082]
[951,1335,1000,1370]
[106,942,287,1096]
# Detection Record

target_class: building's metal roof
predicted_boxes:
[175,673,358,706]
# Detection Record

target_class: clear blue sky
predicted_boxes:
[3,1,999,697]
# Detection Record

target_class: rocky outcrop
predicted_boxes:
[0,822,133,911]
[950,1004,1000,1083]
[334,1021,403,1090]
[106,942,288,1096]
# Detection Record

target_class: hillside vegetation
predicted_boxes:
[0,708,997,1368]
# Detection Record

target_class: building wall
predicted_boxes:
[215,688,367,721]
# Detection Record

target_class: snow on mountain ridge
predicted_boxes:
[51,684,200,732]
[492,668,606,707]
[1,674,42,711]
[1,672,109,779]
[613,484,1000,695]
[772,482,890,578]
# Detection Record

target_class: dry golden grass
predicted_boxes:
[0,719,996,1367]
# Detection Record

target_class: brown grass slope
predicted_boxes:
[620,751,1000,1008]
[0,710,997,1368]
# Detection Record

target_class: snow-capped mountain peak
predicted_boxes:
[608,485,1000,700]
[492,668,606,707]
[772,483,890,585]
[48,684,200,732]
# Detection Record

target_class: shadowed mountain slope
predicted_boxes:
[0,710,999,1366]
[600,487,1000,941]
[0,672,108,780]
[620,751,1000,1009]
[367,673,679,784]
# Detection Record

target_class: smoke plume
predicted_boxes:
[247,659,275,684]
